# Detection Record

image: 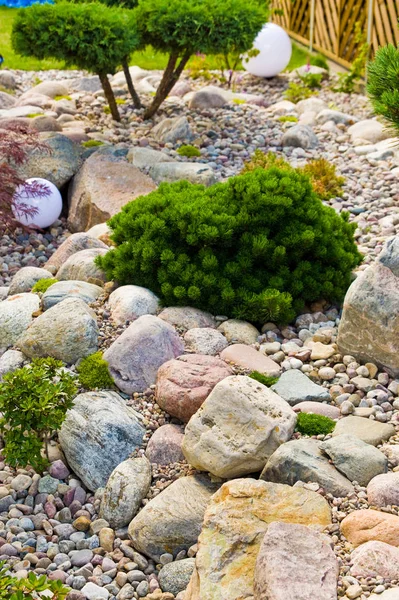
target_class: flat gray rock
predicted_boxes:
[59,391,145,491]
[150,162,215,186]
[261,438,354,497]
[332,416,395,446]
[272,369,330,406]
[281,124,319,149]
[128,474,219,560]
[42,280,103,310]
[159,306,216,330]
[254,521,338,600]
[127,147,175,169]
[321,434,388,486]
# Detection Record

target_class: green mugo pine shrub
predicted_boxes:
[296,412,336,436]
[96,168,362,324]
[12,2,139,121]
[368,43,399,137]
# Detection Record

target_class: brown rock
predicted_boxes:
[341,509,399,547]
[155,355,232,422]
[46,233,108,272]
[293,401,340,419]
[68,152,156,232]
[185,479,331,600]
[220,344,281,377]
[146,424,185,465]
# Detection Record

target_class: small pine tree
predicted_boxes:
[12,2,140,121]
[368,42,399,136]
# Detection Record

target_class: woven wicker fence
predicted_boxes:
[272,0,399,68]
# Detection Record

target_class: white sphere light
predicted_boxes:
[243,23,292,78]
[13,177,62,229]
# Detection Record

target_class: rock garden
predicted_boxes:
[1,1,399,599]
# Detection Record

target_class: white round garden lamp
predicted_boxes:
[243,23,292,78]
[12,177,63,229]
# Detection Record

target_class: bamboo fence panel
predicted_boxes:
[272,0,399,68]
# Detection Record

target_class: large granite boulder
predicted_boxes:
[42,280,103,310]
[182,375,297,478]
[59,391,145,491]
[56,248,108,285]
[17,133,82,188]
[45,233,108,273]
[17,297,98,363]
[100,457,151,528]
[0,293,40,354]
[104,315,184,394]
[155,355,232,422]
[128,474,219,560]
[68,150,156,232]
[8,267,54,296]
[108,285,160,325]
[185,479,331,600]
[260,438,354,497]
[338,237,399,376]
[254,522,338,600]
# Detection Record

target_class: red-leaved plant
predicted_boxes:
[0,124,51,230]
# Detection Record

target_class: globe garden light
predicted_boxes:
[243,23,292,78]
[13,177,62,228]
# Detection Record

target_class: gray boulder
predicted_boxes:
[100,457,151,528]
[25,81,69,98]
[159,559,195,596]
[0,350,26,379]
[281,124,319,149]
[42,280,103,310]
[8,267,54,295]
[188,89,227,110]
[46,233,108,273]
[67,76,102,93]
[18,297,98,363]
[127,147,175,169]
[254,522,338,600]
[321,434,388,486]
[0,293,40,354]
[261,438,354,497]
[338,237,399,376]
[152,116,191,144]
[150,163,215,186]
[0,91,16,110]
[184,327,228,355]
[182,375,297,478]
[17,132,82,188]
[272,369,330,405]
[159,306,216,330]
[0,71,17,90]
[59,391,145,491]
[56,248,108,284]
[108,285,160,325]
[316,109,358,125]
[104,315,184,394]
[128,474,219,560]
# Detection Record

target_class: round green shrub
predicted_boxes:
[96,168,362,324]
[177,145,201,158]
[32,278,58,294]
[77,352,114,390]
[296,412,336,436]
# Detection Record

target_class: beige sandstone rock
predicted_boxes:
[341,509,399,547]
[185,479,331,600]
